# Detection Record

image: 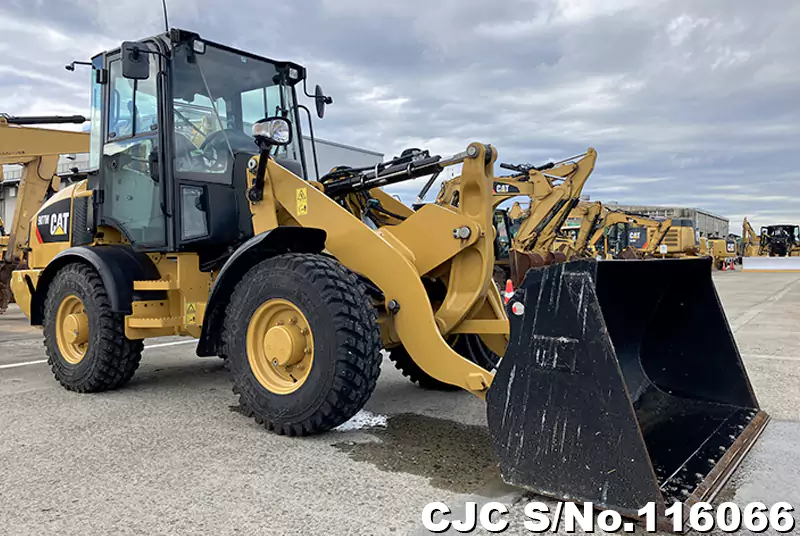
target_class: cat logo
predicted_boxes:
[493,182,520,195]
[50,212,70,236]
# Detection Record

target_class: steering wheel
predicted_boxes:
[200,129,258,171]
[173,131,201,172]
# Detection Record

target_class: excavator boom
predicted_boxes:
[0,115,89,312]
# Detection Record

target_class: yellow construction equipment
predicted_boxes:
[553,201,604,259]
[10,29,768,525]
[434,153,597,285]
[588,209,673,259]
[741,217,761,257]
[0,114,89,313]
[758,224,800,257]
[699,236,738,270]
[507,200,526,221]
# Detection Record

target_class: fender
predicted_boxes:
[197,227,327,356]
[30,245,162,325]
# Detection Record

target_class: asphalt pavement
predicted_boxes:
[0,269,798,535]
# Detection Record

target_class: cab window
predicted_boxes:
[107,57,158,139]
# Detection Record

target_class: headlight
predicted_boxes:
[252,117,292,146]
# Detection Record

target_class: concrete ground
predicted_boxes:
[0,270,798,535]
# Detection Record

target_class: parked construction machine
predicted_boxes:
[552,201,604,259]
[589,209,673,260]
[9,29,767,526]
[699,236,738,270]
[741,217,761,257]
[433,153,598,285]
[0,114,89,313]
[759,224,800,257]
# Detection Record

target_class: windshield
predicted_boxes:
[171,42,301,174]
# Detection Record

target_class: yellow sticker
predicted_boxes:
[296,187,308,216]
[186,303,197,326]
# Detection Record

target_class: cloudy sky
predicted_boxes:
[2,0,797,231]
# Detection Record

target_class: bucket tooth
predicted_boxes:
[487,257,769,523]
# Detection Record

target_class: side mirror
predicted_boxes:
[252,117,293,148]
[314,84,333,119]
[121,41,150,80]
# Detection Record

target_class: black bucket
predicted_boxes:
[487,257,769,522]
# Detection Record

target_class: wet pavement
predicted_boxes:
[0,269,798,535]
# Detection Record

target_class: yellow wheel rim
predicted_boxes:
[246,298,314,395]
[56,295,89,365]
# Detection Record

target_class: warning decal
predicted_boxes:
[296,188,308,216]
[186,303,198,326]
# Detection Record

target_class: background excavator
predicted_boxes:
[587,208,673,259]
[0,114,89,313]
[740,217,761,257]
[433,152,598,285]
[8,29,767,527]
[552,201,604,260]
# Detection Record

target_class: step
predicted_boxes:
[133,279,178,291]
[127,316,182,329]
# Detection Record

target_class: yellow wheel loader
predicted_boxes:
[0,114,89,313]
[10,29,768,526]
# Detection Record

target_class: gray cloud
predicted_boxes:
[1,0,797,231]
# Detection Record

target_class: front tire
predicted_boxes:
[43,263,143,392]
[223,254,382,436]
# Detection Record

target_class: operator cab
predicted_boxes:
[760,225,800,257]
[84,29,325,265]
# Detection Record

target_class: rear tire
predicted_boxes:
[223,253,382,436]
[43,263,143,392]
[388,334,500,391]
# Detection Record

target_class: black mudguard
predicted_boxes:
[196,227,326,357]
[30,245,161,324]
[486,258,769,523]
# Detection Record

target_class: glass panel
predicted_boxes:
[173,94,229,173]
[494,212,510,259]
[89,56,103,169]
[107,60,134,139]
[171,43,299,178]
[180,185,208,240]
[108,53,159,140]
[134,58,159,134]
[102,136,164,246]
[241,88,266,131]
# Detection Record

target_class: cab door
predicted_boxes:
[98,44,166,250]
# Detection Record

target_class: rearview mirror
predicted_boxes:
[252,117,293,148]
[315,84,333,119]
[121,41,150,80]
